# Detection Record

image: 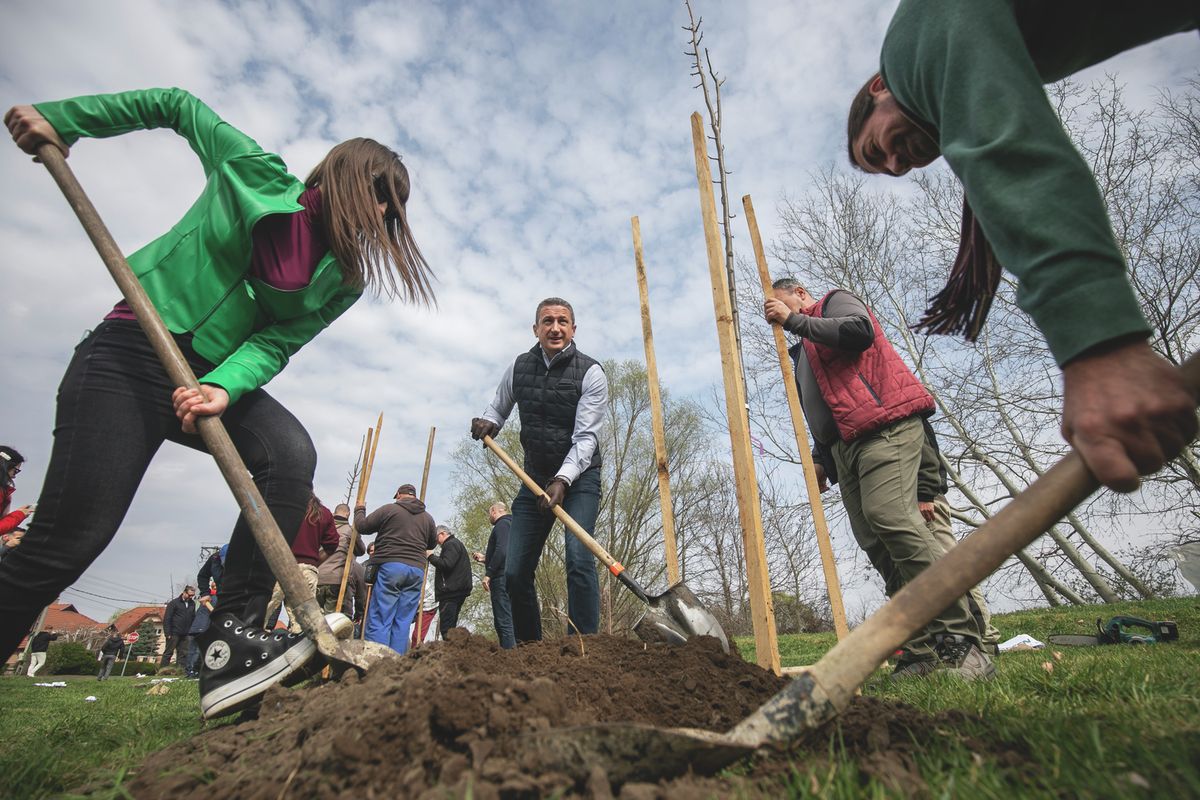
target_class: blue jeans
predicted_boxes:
[0,321,316,662]
[366,562,423,654]
[505,465,601,642]
[187,639,202,676]
[489,575,516,649]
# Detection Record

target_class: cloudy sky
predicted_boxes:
[2,1,1194,623]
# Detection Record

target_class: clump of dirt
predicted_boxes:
[118,632,1024,798]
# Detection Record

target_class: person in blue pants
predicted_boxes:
[354,483,437,654]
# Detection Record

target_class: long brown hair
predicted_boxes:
[305,139,434,304]
[305,493,323,525]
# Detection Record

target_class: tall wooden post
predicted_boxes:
[690,112,780,674]
[743,194,850,640]
[413,425,436,649]
[419,426,437,502]
[630,216,681,586]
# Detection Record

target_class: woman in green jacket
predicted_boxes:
[1,88,433,717]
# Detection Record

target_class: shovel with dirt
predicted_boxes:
[507,352,1200,787]
[482,435,730,652]
[35,144,400,675]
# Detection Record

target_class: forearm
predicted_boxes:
[481,363,516,427]
[782,293,872,351]
[200,287,360,404]
[0,510,26,536]
[353,509,380,536]
[34,88,260,173]
[556,365,608,483]
[882,1,1149,365]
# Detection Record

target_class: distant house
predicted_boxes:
[112,605,167,663]
[5,603,106,673]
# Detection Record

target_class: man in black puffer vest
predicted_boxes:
[471,297,608,643]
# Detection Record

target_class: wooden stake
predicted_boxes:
[419,426,436,502]
[338,415,382,614]
[690,113,780,675]
[743,194,850,641]
[631,216,681,586]
[413,425,436,649]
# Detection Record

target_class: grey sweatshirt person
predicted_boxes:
[353,497,437,570]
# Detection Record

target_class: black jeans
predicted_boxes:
[0,321,316,661]
[161,634,191,667]
[438,597,464,637]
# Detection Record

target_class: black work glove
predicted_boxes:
[364,564,379,586]
[470,418,499,441]
[539,477,568,512]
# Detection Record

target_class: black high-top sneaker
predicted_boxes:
[198,612,352,719]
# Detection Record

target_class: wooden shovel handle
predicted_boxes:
[733,351,1200,744]
[743,194,849,641]
[36,144,338,653]
[482,435,623,574]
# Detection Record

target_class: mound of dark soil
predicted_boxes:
[119,631,1017,798]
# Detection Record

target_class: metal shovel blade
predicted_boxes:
[294,599,403,673]
[631,582,730,653]
[333,639,405,670]
[508,723,754,787]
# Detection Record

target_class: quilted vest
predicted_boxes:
[801,291,934,441]
[511,343,603,482]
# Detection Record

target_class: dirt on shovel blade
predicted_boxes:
[116,630,1013,798]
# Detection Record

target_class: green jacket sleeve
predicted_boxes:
[880,1,1151,364]
[34,87,262,176]
[199,286,361,404]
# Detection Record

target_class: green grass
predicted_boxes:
[0,675,209,799]
[737,596,1200,798]
[2,598,1196,798]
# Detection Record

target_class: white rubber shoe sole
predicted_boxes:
[200,612,352,719]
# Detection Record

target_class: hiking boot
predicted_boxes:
[199,612,352,719]
[891,655,939,679]
[935,634,997,681]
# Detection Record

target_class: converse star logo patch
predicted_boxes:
[204,641,230,670]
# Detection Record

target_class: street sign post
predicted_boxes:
[119,631,139,677]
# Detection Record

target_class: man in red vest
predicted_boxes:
[765,278,993,679]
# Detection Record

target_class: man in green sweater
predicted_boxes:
[846,2,1197,495]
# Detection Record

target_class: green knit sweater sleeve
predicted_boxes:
[880,1,1151,365]
[34,87,262,175]
[200,285,362,405]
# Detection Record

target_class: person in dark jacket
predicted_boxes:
[196,545,226,597]
[27,626,57,676]
[472,502,514,648]
[354,484,437,654]
[97,625,124,681]
[185,594,214,678]
[161,586,197,667]
[428,525,472,637]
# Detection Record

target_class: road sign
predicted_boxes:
[123,631,139,645]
